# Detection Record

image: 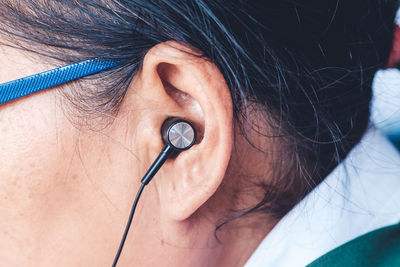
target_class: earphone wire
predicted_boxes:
[111,119,195,266]
[112,182,146,267]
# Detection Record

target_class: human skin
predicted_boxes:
[0,42,276,266]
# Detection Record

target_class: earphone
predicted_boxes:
[112,117,196,267]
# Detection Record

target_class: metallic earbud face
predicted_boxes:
[168,121,195,149]
[162,118,196,151]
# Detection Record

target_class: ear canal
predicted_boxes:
[162,117,196,151]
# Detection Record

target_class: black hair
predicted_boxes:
[0,0,398,229]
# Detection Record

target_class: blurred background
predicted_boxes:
[371,9,400,149]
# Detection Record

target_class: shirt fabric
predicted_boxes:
[244,126,400,267]
[307,223,400,267]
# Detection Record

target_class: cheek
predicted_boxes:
[0,92,72,213]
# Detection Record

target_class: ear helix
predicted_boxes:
[141,117,196,185]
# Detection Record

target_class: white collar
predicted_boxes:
[245,126,400,267]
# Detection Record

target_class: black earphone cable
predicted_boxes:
[112,182,146,267]
[111,118,195,266]
[111,145,173,267]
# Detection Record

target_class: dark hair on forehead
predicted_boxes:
[0,0,398,227]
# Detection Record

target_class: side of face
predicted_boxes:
[0,44,130,265]
[0,42,241,266]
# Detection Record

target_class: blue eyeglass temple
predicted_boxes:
[0,58,120,105]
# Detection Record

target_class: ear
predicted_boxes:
[131,41,233,222]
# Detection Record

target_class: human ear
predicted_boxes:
[130,41,233,222]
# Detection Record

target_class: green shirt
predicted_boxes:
[308,224,400,267]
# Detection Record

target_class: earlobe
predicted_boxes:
[139,41,233,222]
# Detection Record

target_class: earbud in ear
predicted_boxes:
[141,117,196,185]
[112,117,196,267]
[162,117,196,151]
